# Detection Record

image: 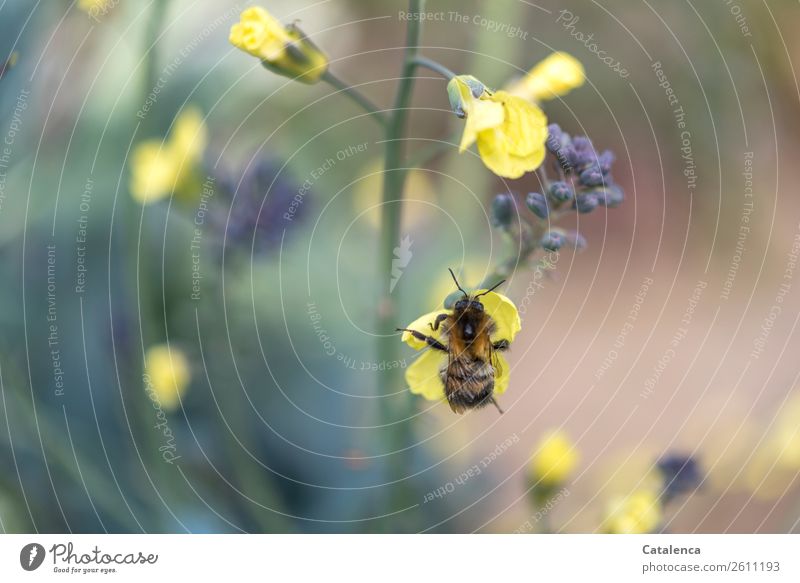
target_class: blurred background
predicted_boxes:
[1,0,800,533]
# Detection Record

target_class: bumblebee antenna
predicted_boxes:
[476,279,506,297]
[448,268,469,299]
[489,397,504,415]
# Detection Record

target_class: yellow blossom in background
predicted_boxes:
[229,7,328,83]
[744,392,800,500]
[508,52,585,102]
[603,490,662,534]
[144,344,191,412]
[129,107,207,204]
[448,75,547,179]
[78,0,114,15]
[401,290,520,402]
[529,431,579,487]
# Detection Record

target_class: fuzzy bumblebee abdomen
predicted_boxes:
[440,358,496,413]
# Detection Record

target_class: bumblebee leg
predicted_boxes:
[395,328,448,352]
[489,397,504,414]
[492,339,510,351]
[429,313,448,332]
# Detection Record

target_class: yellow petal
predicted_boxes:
[493,352,511,396]
[401,309,449,350]
[475,291,521,343]
[459,98,504,152]
[515,52,585,102]
[229,7,290,61]
[406,349,510,402]
[603,490,661,534]
[170,106,207,165]
[475,92,548,179]
[405,349,446,401]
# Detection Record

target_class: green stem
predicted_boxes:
[411,56,456,80]
[376,0,425,524]
[140,0,170,137]
[378,0,425,367]
[321,70,388,127]
[124,0,174,527]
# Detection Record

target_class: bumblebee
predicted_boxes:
[397,269,509,414]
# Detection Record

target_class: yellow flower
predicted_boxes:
[129,107,207,204]
[508,52,585,102]
[448,75,548,179]
[144,344,191,411]
[229,7,328,84]
[400,289,521,404]
[603,490,662,534]
[744,392,800,499]
[78,0,114,15]
[529,431,579,486]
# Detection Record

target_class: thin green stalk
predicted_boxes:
[378,0,425,387]
[376,0,425,525]
[321,70,388,127]
[411,56,456,80]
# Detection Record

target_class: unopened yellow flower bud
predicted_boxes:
[509,52,585,102]
[230,7,328,84]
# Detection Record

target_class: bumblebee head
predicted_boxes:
[453,298,484,312]
[447,268,505,312]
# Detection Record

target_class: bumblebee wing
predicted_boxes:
[489,342,504,378]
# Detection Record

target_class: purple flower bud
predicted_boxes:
[546,124,575,172]
[540,230,565,251]
[526,191,549,219]
[594,185,624,208]
[657,455,701,503]
[491,193,515,228]
[598,149,615,174]
[574,193,599,214]
[565,231,587,250]
[548,181,574,203]
[579,165,606,187]
[571,136,596,167]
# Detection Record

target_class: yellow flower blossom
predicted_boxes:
[529,431,579,486]
[448,75,548,179]
[508,52,585,102]
[603,490,662,534]
[78,0,114,16]
[744,392,800,499]
[229,7,328,83]
[144,344,191,412]
[400,289,521,403]
[129,107,206,204]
